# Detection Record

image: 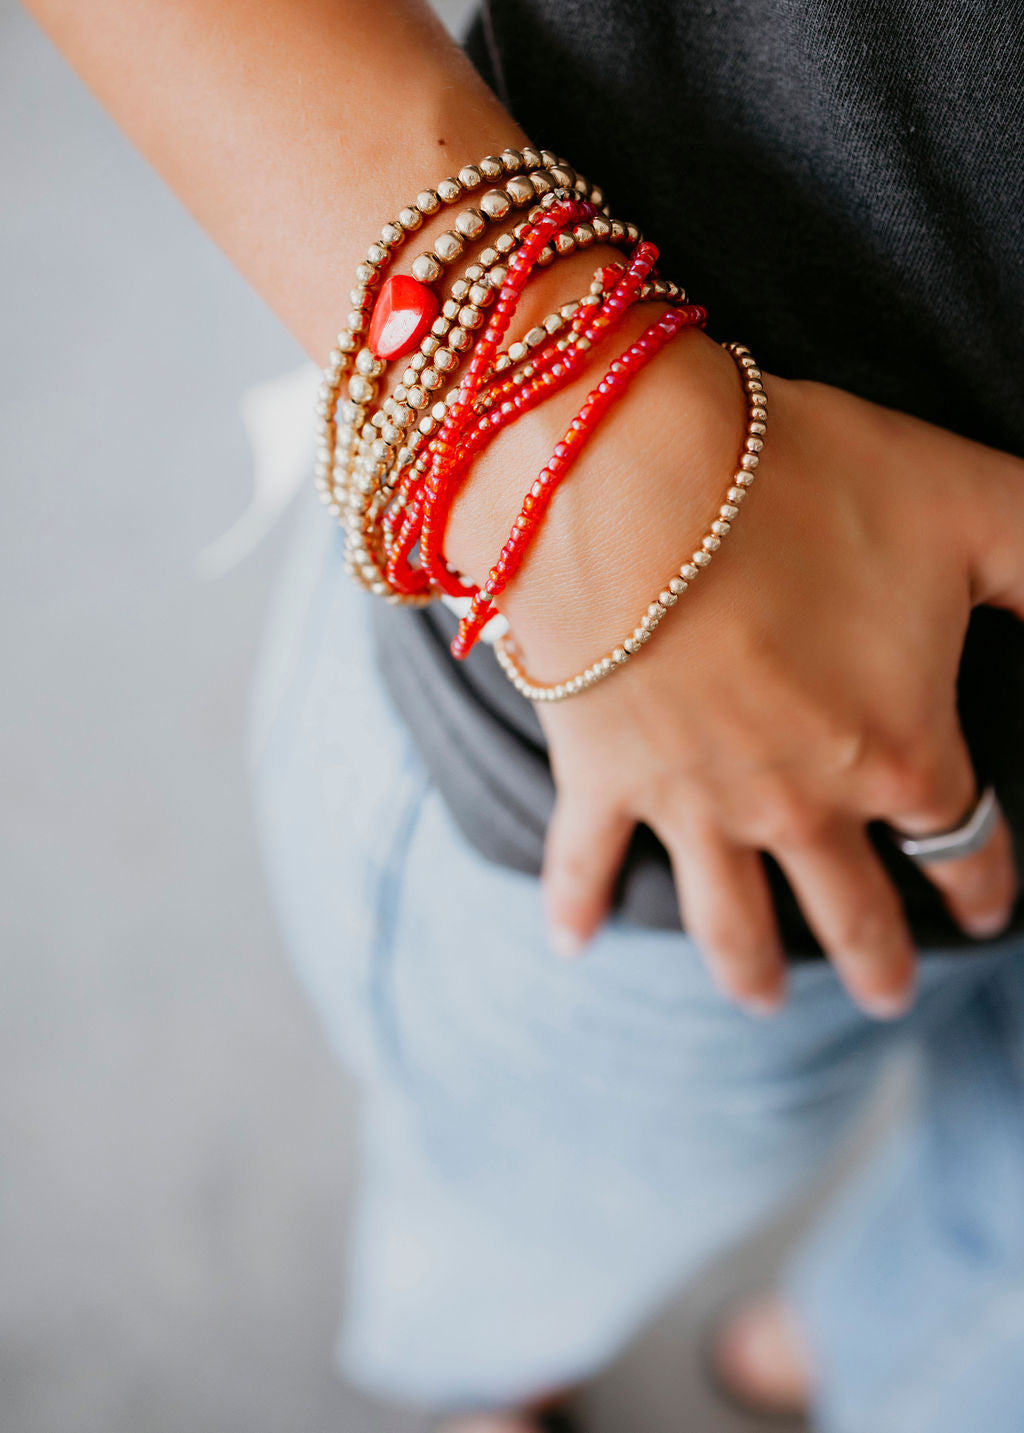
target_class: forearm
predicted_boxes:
[23,0,526,361]
[23,0,733,615]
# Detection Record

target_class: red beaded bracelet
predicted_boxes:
[312,151,769,705]
[451,303,700,657]
[382,200,704,638]
[408,239,656,599]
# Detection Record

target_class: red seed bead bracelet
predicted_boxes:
[312,151,765,705]
[334,208,665,600]
[382,207,703,615]
[383,195,596,595]
[313,150,646,602]
[492,344,768,701]
[451,303,700,657]
[407,224,675,600]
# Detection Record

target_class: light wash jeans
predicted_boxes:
[250,496,1024,1432]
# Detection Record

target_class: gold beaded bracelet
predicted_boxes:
[493,344,767,702]
[332,233,685,602]
[312,148,636,601]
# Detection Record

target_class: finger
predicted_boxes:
[667,829,787,1015]
[542,794,634,957]
[774,820,916,1019]
[885,731,1018,939]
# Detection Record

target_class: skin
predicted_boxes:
[23,0,1021,1023]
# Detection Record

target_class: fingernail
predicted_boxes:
[962,908,1014,940]
[860,989,914,1021]
[548,926,586,960]
[740,993,785,1019]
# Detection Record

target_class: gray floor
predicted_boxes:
[0,7,817,1430]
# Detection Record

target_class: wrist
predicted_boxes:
[446,317,750,679]
[441,238,680,563]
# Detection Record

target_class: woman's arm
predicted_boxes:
[23,0,526,361]
[25,0,1024,1018]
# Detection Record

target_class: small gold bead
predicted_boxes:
[507,175,536,206]
[412,252,443,284]
[455,208,487,240]
[434,231,465,263]
[481,188,512,221]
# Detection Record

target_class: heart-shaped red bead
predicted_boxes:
[367,275,440,361]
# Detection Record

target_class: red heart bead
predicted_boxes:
[367,275,440,361]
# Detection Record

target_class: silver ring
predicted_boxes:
[891,784,1000,866]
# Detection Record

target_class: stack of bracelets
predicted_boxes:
[313,147,767,702]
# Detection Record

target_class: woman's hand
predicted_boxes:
[447,324,1024,1018]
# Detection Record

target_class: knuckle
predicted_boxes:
[699,918,776,975]
[750,792,828,850]
[888,691,946,751]
[871,754,939,816]
[833,903,904,956]
[545,841,597,891]
[821,724,872,782]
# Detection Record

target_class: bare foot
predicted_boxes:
[712,1293,814,1416]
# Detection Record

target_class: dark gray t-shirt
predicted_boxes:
[372,0,1024,957]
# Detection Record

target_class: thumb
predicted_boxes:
[541,791,634,958]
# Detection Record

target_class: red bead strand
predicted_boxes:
[408,239,666,597]
[451,305,698,657]
[370,192,707,650]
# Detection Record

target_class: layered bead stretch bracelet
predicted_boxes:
[314,148,767,703]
